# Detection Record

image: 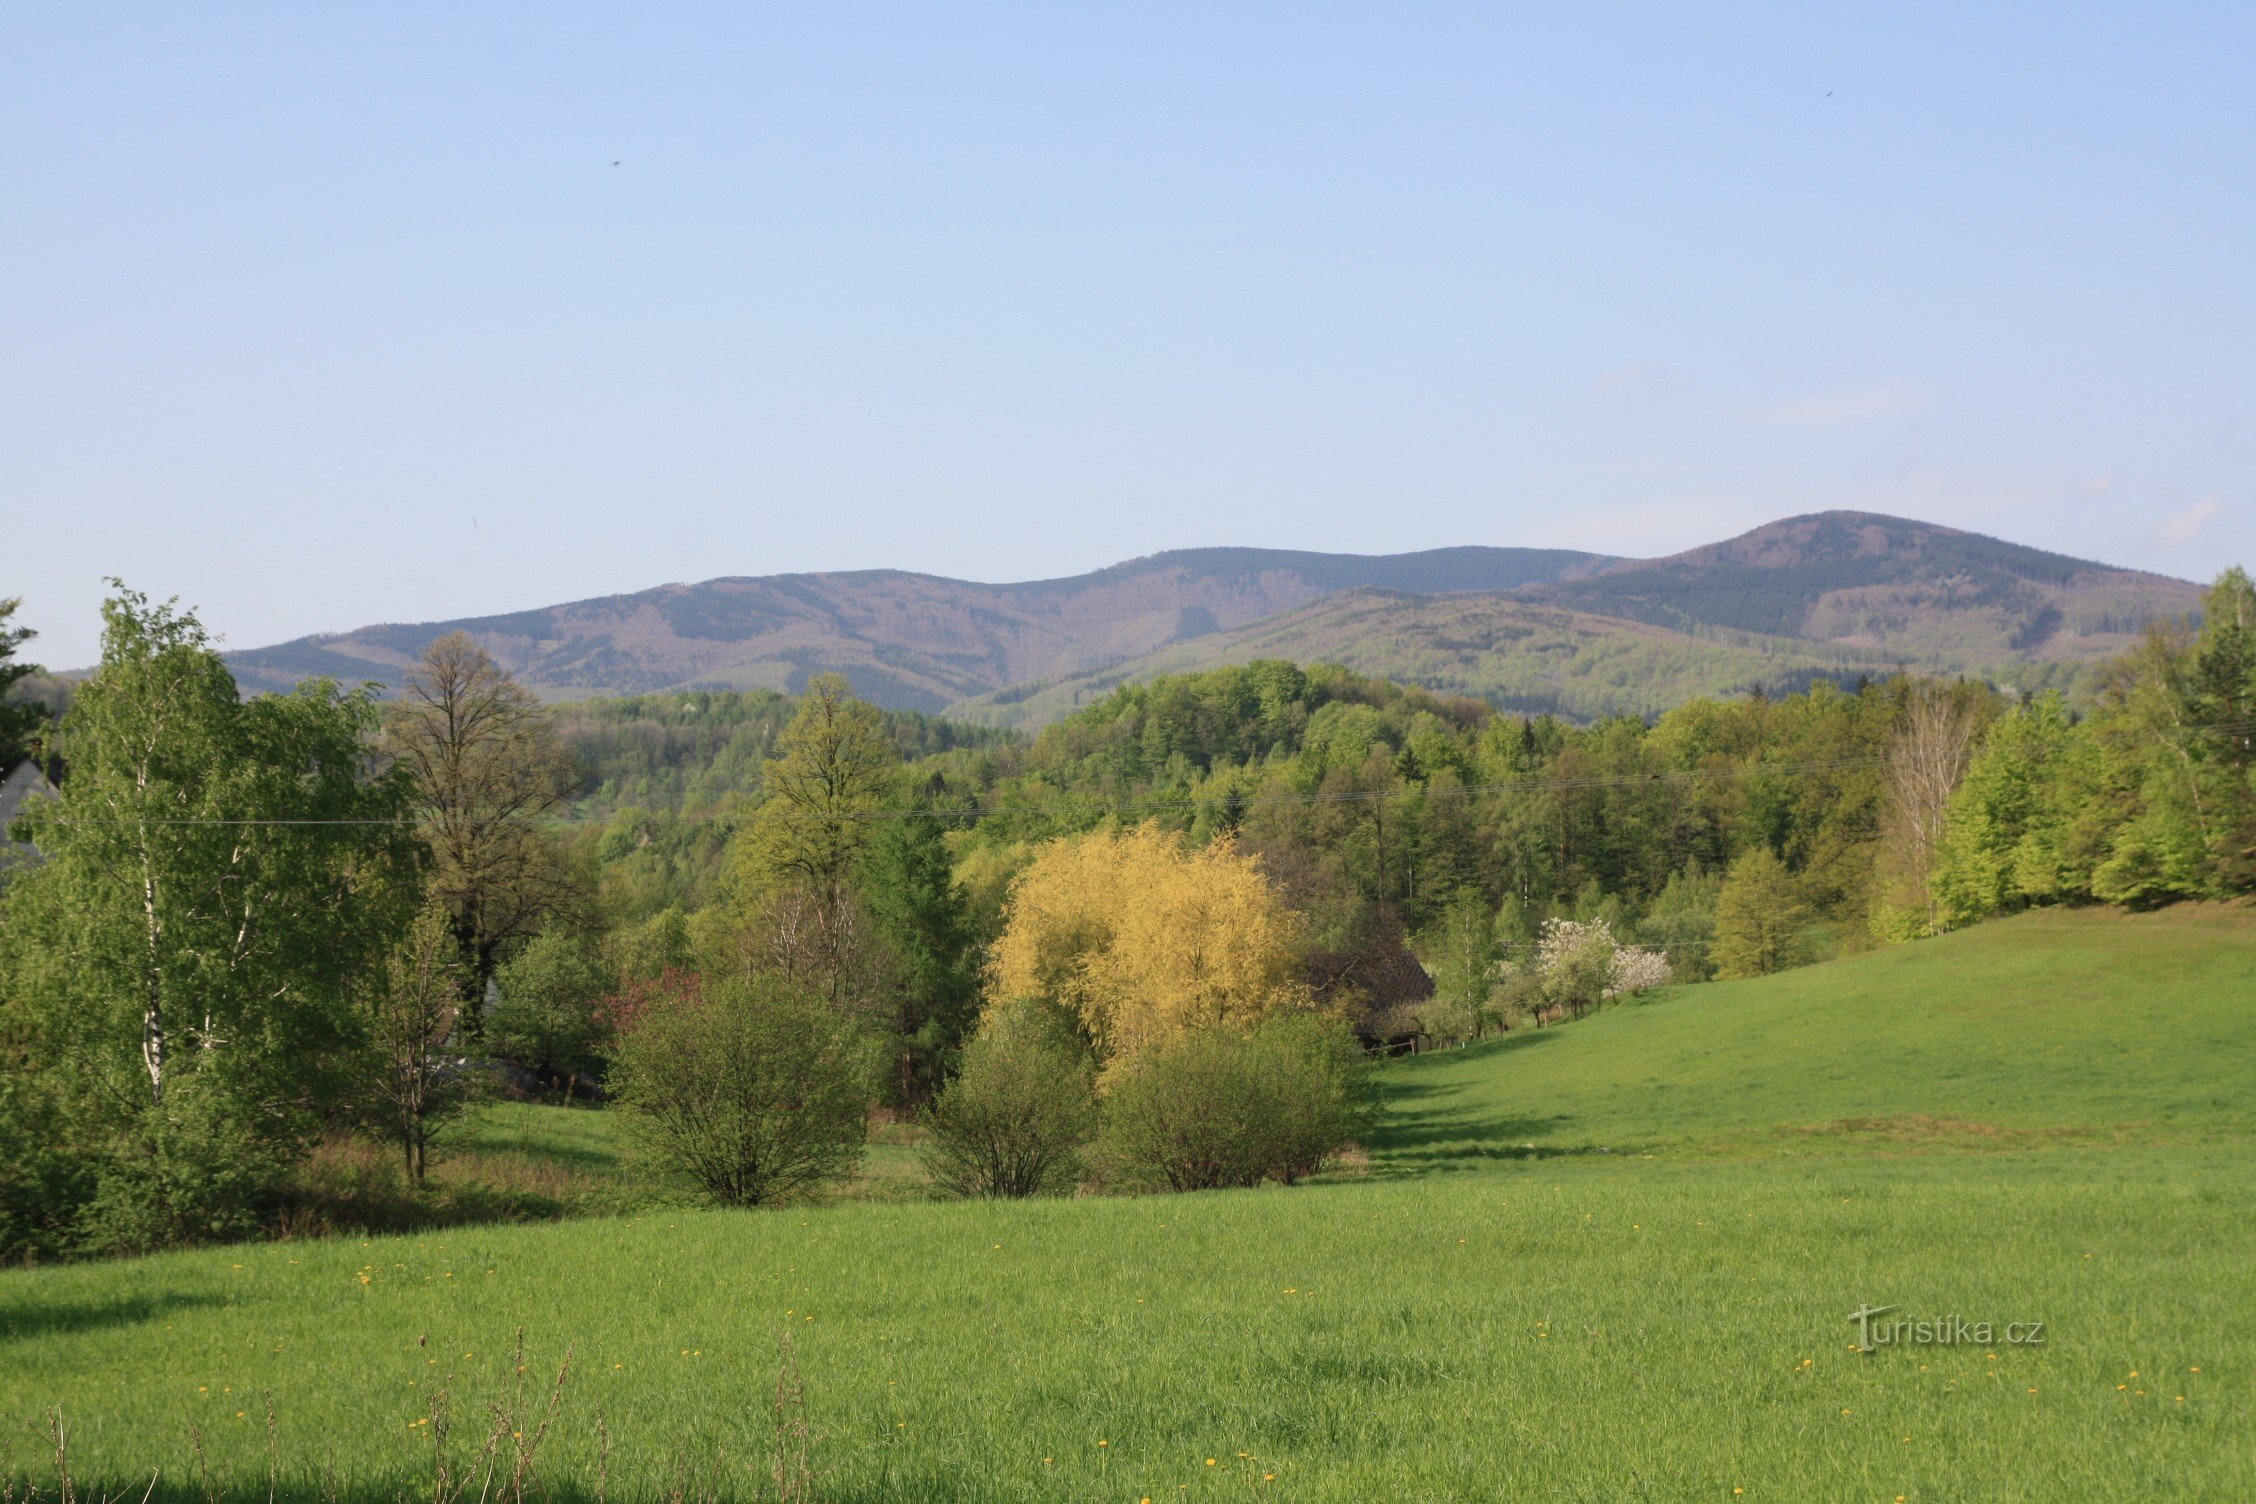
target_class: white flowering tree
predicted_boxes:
[1526,918,1672,1021]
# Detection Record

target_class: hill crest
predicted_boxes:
[222,513,2204,722]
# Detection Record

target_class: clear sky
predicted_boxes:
[6,3,2252,667]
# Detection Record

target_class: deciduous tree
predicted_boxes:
[6,587,411,1115]
[988,822,1312,1066]
[610,973,870,1206]
[729,673,897,1010]
[1711,847,1812,979]
[363,901,475,1184]
[384,632,585,1005]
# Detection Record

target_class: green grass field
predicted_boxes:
[4,906,2250,1501]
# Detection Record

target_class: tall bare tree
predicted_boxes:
[1878,680,1982,933]
[384,632,584,1006]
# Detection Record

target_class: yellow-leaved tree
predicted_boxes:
[987,823,1312,1065]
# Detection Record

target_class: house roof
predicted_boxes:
[0,760,54,842]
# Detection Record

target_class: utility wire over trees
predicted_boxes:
[383,631,587,1012]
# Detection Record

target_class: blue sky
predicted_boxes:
[5,4,2252,666]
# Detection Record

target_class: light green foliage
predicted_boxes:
[731,672,897,903]
[1932,693,2085,925]
[2081,570,2256,905]
[1637,865,1721,980]
[1416,889,1502,1044]
[360,901,478,1186]
[920,998,1096,1198]
[0,587,411,1255]
[1711,846,1812,978]
[1093,1015,1367,1192]
[604,903,696,983]
[609,974,871,1206]
[490,928,615,1095]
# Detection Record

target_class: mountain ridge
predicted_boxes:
[225,545,1614,709]
[222,513,2206,723]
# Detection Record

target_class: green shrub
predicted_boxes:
[610,973,870,1207]
[921,999,1095,1198]
[1241,1014,1372,1183]
[75,1075,298,1257]
[1093,1015,1367,1193]
[0,1073,93,1262]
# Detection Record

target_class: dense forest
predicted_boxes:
[577,564,2256,1006]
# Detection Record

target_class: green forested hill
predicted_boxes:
[946,591,1894,726]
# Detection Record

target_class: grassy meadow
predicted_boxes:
[3,906,2250,1501]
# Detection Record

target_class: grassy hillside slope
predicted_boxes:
[1382,905,2254,1167]
[3,907,2249,1502]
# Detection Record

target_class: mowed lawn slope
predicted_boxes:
[3,908,2250,1502]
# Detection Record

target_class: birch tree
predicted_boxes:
[2,585,411,1122]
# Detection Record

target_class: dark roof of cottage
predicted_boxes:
[1306,935,1434,1015]
[0,760,54,839]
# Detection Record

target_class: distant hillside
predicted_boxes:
[1523,511,2196,663]
[225,512,2206,724]
[946,591,1880,726]
[948,513,2205,726]
[225,545,1606,712]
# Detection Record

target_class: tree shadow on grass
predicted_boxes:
[0,1289,225,1344]
[1366,1031,1612,1176]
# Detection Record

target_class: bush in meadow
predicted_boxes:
[74,1073,298,1256]
[921,999,1095,1198]
[610,973,871,1206]
[1093,1014,1366,1193]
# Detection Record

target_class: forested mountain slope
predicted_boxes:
[1524,511,2196,661]
[226,513,2200,723]
[225,545,1605,711]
